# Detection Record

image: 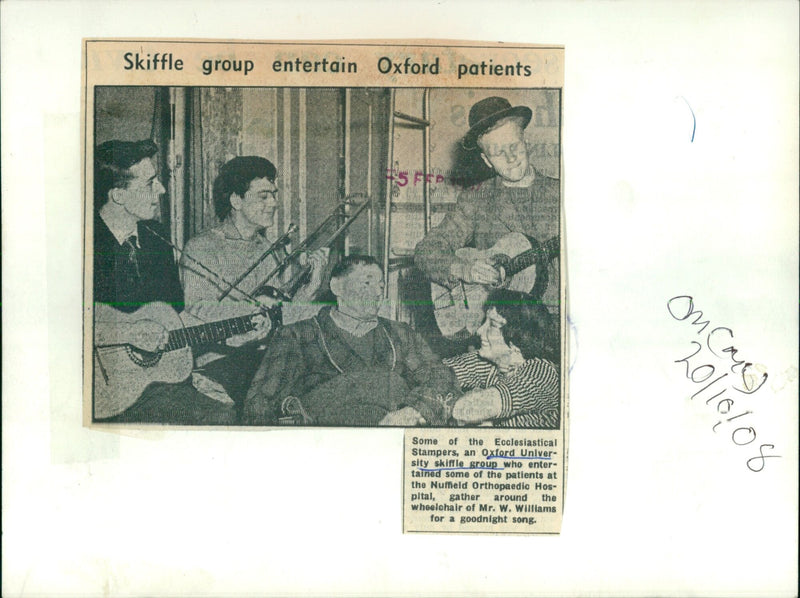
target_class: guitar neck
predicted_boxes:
[506,236,558,277]
[164,313,260,351]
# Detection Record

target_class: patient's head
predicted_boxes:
[478,289,557,364]
[329,255,384,319]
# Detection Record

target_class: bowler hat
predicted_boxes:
[462,96,532,150]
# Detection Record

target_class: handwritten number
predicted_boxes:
[670,294,776,472]
[675,341,702,378]
[690,363,715,383]
[746,444,781,473]
[731,426,756,446]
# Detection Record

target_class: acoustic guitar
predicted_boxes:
[429,232,556,337]
[92,301,280,419]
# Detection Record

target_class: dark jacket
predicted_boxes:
[244,307,460,426]
[93,214,184,312]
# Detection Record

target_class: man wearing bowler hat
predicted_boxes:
[415,96,560,342]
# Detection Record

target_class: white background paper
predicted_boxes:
[2,1,798,596]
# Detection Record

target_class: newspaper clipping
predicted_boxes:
[83,39,567,534]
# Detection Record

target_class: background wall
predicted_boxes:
[95,87,155,144]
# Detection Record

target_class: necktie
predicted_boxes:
[124,236,141,279]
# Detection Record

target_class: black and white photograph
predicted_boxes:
[90,85,564,428]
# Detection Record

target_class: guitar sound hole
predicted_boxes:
[125,345,163,368]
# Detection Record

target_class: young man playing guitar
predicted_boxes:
[414,96,560,345]
[93,139,238,424]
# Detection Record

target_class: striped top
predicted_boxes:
[444,351,560,428]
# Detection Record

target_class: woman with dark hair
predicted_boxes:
[444,289,560,428]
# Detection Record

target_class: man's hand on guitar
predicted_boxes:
[452,258,503,286]
[224,294,275,347]
[127,319,169,352]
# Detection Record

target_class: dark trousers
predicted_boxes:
[100,380,238,425]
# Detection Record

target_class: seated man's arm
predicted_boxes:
[394,325,461,425]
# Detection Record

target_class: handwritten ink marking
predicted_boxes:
[567,314,578,374]
[668,294,779,472]
[385,167,484,190]
[704,388,728,406]
[691,372,728,401]
[418,466,504,472]
[679,96,696,142]
[415,456,552,471]
[486,455,552,461]
[667,296,710,334]
[746,444,782,472]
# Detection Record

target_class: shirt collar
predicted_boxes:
[221,217,269,242]
[99,209,139,247]
[498,167,537,190]
[329,307,379,337]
